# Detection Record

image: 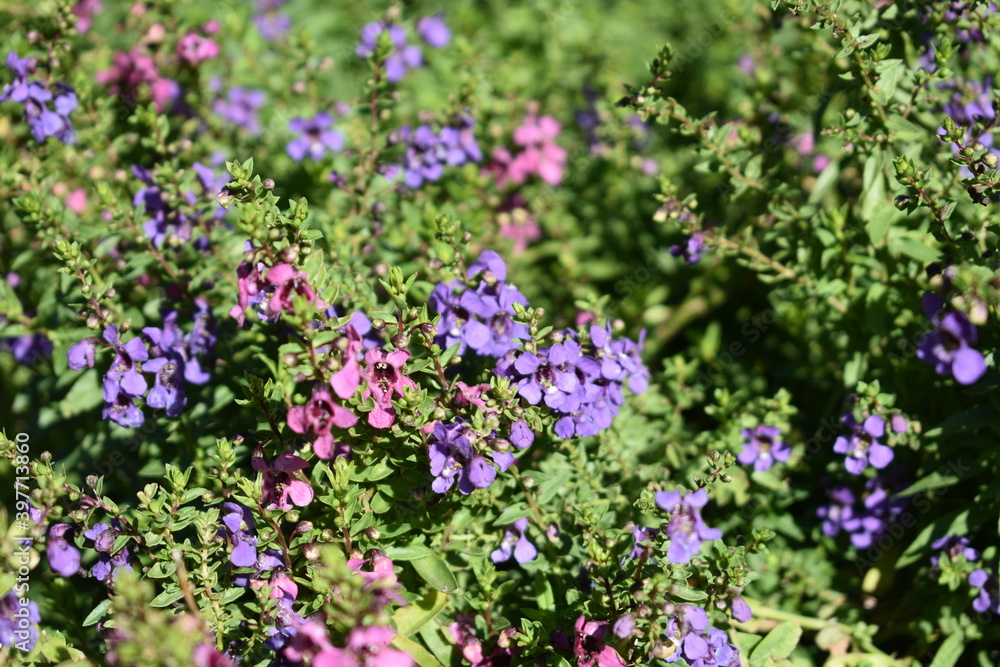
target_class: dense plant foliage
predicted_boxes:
[3,1,1000,665]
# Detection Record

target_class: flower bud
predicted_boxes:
[262,178,275,190]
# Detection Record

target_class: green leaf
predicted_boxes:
[929,632,965,667]
[871,59,904,106]
[411,553,459,593]
[734,631,763,657]
[82,599,112,627]
[149,587,185,608]
[749,622,802,664]
[537,470,571,505]
[861,150,892,244]
[392,589,449,636]
[897,472,961,497]
[391,633,445,667]
[493,503,533,526]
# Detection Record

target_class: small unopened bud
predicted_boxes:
[86,475,98,489]
[720,474,733,483]
[984,152,1000,169]
[391,333,409,348]
[365,527,381,541]
[894,194,911,210]
[216,191,235,208]
[294,521,313,535]
[262,178,275,190]
[372,318,386,330]
[283,353,298,367]
[303,543,320,560]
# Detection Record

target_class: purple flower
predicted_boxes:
[737,424,790,471]
[817,476,907,549]
[84,521,133,582]
[221,502,259,568]
[654,488,722,564]
[917,292,987,385]
[969,568,1000,613]
[931,535,980,567]
[509,419,534,449]
[1,52,77,144]
[417,14,451,48]
[356,22,423,82]
[213,86,264,134]
[663,605,711,664]
[832,413,893,475]
[46,524,80,577]
[730,595,752,623]
[0,592,40,651]
[670,232,705,265]
[491,517,537,565]
[627,525,659,561]
[388,115,481,188]
[427,421,497,494]
[287,112,344,162]
[67,338,97,370]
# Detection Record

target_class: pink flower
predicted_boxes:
[66,188,88,215]
[497,194,540,253]
[362,348,417,428]
[177,33,219,65]
[287,388,358,459]
[454,382,491,410]
[71,0,103,34]
[329,324,364,400]
[573,616,625,667]
[346,552,405,611]
[511,114,566,185]
[251,449,314,510]
[230,258,266,325]
[97,47,179,113]
[265,263,320,318]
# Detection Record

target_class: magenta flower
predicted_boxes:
[264,263,320,318]
[573,616,626,667]
[177,33,219,65]
[492,114,566,186]
[362,348,417,428]
[251,449,314,510]
[287,388,358,459]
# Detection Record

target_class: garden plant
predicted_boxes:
[3,1,1000,666]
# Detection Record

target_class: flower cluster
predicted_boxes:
[84,520,135,582]
[737,424,789,471]
[448,616,518,666]
[654,489,723,565]
[98,46,179,113]
[429,250,528,357]
[231,250,323,326]
[660,604,740,667]
[930,535,980,568]
[133,162,226,249]
[387,114,482,188]
[670,232,706,265]
[254,0,291,42]
[67,308,215,428]
[817,476,907,549]
[1,52,77,144]
[917,292,987,385]
[495,321,649,439]
[356,14,451,82]
[489,112,567,186]
[286,112,344,162]
[213,85,265,134]
[427,418,525,495]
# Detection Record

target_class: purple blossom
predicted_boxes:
[356,22,423,82]
[388,115,482,189]
[427,421,498,494]
[47,523,80,577]
[213,86,264,134]
[737,424,790,471]
[917,292,987,385]
[1,52,77,144]
[817,476,907,549]
[417,14,451,48]
[969,568,1000,614]
[654,488,722,564]
[84,521,134,582]
[931,535,980,567]
[255,0,291,42]
[832,413,893,475]
[221,502,259,568]
[663,604,711,664]
[286,112,344,162]
[670,232,706,265]
[0,592,40,652]
[490,517,537,565]
[627,525,659,561]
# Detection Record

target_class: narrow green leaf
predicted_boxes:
[411,554,459,593]
[392,589,448,637]
[391,633,445,667]
[750,621,802,663]
[929,632,965,667]
[82,599,112,627]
